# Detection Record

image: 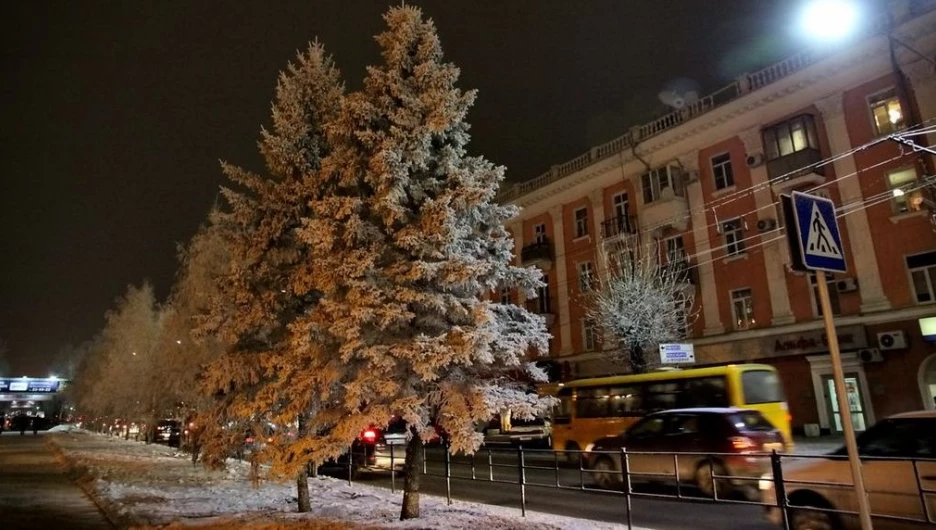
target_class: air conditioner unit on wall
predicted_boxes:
[877,330,908,351]
[757,218,777,232]
[836,278,858,293]
[746,153,765,168]
[858,348,883,363]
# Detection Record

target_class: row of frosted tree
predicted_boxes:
[69,7,552,519]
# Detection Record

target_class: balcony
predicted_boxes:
[660,259,696,286]
[641,188,689,232]
[767,148,826,193]
[525,299,556,327]
[601,215,638,240]
[520,239,553,270]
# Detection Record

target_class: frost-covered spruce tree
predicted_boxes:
[587,237,698,373]
[294,6,550,520]
[198,42,343,512]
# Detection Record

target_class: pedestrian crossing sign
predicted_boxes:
[791,191,847,273]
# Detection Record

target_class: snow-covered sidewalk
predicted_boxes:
[49,433,640,529]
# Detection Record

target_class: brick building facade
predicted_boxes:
[501,2,936,435]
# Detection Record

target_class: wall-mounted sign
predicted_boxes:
[659,343,695,364]
[771,325,867,356]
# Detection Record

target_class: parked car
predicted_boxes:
[156,419,181,447]
[761,411,936,530]
[322,417,408,478]
[586,408,786,500]
[482,415,552,448]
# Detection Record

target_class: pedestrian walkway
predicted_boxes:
[0,432,113,530]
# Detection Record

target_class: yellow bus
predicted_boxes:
[549,364,792,454]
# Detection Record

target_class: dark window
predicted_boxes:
[741,370,785,404]
[608,385,643,416]
[729,411,776,432]
[852,418,936,458]
[711,153,734,190]
[554,388,573,424]
[665,414,702,436]
[627,416,666,439]
[644,382,680,411]
[723,218,745,256]
[574,208,589,238]
[680,377,729,408]
[575,387,610,418]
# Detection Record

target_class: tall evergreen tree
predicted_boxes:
[292,6,550,519]
[198,42,344,512]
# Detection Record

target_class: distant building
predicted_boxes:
[502,1,936,435]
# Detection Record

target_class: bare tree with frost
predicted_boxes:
[587,236,698,374]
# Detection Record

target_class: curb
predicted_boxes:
[46,437,127,530]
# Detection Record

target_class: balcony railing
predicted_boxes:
[766,147,825,181]
[520,239,553,265]
[601,215,638,239]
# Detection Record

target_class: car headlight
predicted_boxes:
[759,472,774,491]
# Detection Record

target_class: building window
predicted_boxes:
[869,89,905,136]
[578,261,595,292]
[762,115,819,160]
[810,274,840,317]
[614,250,635,276]
[641,166,684,204]
[887,167,923,214]
[534,223,547,244]
[574,208,589,238]
[665,236,686,263]
[722,218,745,256]
[907,251,936,304]
[498,287,511,305]
[731,289,755,330]
[536,274,551,313]
[612,192,629,218]
[583,318,597,351]
[711,153,734,190]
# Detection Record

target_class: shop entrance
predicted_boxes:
[821,373,867,432]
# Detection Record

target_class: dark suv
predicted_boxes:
[156,420,182,447]
[587,408,785,500]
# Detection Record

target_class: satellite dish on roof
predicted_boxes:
[658,77,702,110]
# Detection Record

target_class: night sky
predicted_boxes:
[1,1,801,375]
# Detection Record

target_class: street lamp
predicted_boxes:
[798,0,860,42]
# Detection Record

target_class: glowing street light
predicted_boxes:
[799,0,860,41]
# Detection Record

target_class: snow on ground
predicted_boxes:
[50,434,639,530]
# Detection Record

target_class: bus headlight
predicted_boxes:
[759,472,774,491]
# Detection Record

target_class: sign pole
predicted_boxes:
[816,271,873,530]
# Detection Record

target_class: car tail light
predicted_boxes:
[731,436,757,451]
[361,429,377,442]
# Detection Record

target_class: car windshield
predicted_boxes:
[730,411,775,432]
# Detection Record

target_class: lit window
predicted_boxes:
[887,167,923,214]
[578,261,595,292]
[574,208,589,238]
[731,288,755,330]
[583,319,598,351]
[722,218,746,256]
[869,89,905,136]
[762,115,819,160]
[711,153,734,190]
[907,251,936,304]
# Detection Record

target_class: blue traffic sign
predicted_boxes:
[791,191,847,273]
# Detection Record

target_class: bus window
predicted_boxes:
[576,386,610,418]
[681,377,729,408]
[741,370,785,404]
[554,388,573,425]
[609,385,642,416]
[644,382,680,411]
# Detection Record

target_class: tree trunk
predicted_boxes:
[629,343,647,374]
[400,430,423,520]
[296,466,311,512]
[296,413,311,512]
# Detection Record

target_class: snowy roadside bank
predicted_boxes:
[47,433,640,529]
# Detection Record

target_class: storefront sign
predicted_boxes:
[772,325,867,356]
[0,378,61,393]
[659,343,695,364]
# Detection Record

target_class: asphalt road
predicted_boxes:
[337,447,777,530]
